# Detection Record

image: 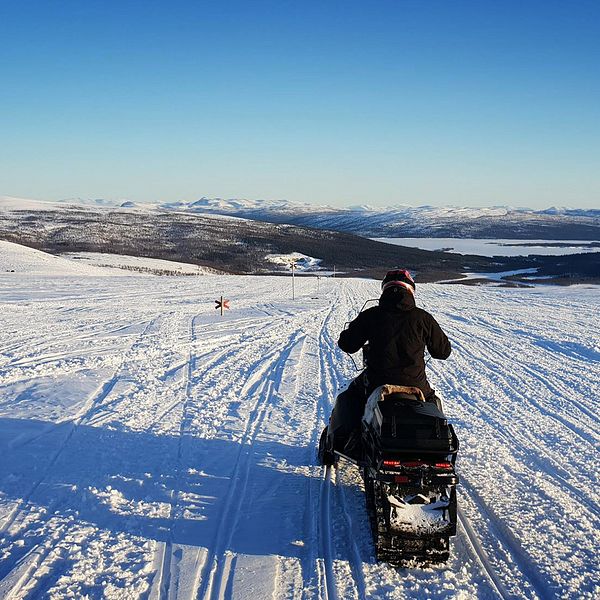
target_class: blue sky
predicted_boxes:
[1,0,599,208]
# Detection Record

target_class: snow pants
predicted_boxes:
[327,375,369,452]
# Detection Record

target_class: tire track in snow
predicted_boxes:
[1,320,148,370]
[145,344,234,436]
[333,468,367,600]
[312,301,343,600]
[433,370,598,596]
[152,313,288,599]
[431,332,599,519]
[155,313,197,600]
[0,314,164,598]
[150,313,283,599]
[313,287,367,600]
[319,467,337,600]
[0,524,71,600]
[0,315,162,537]
[3,316,163,449]
[318,287,370,599]
[150,315,299,599]
[321,313,368,599]
[300,301,337,600]
[196,330,306,600]
[455,334,598,450]
[460,477,553,600]
[436,363,600,521]
[456,509,513,600]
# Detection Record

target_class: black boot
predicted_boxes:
[318,426,335,466]
[343,429,363,461]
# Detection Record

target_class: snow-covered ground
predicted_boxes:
[0,241,124,277]
[372,238,600,257]
[1,242,212,277]
[0,265,598,598]
[63,253,217,276]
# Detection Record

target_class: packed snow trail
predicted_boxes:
[0,273,598,599]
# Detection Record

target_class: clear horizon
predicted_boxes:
[1,1,599,209]
[3,193,598,213]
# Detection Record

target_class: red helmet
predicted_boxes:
[381,269,415,294]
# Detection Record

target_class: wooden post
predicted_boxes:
[220,295,224,316]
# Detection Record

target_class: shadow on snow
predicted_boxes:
[0,417,365,578]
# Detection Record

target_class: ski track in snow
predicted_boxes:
[0,274,598,599]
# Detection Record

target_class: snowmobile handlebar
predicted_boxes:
[342,298,380,331]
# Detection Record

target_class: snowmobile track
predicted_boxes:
[461,477,553,600]
[196,331,306,600]
[319,466,337,600]
[313,296,366,600]
[156,313,197,600]
[475,336,598,448]
[0,315,162,540]
[334,468,367,600]
[0,315,163,598]
[314,307,341,600]
[2,277,597,599]
[457,508,513,600]
[435,369,599,521]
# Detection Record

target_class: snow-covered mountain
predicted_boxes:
[48,196,600,240]
[4,195,600,239]
[160,197,600,240]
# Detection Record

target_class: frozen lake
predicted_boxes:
[373,237,600,257]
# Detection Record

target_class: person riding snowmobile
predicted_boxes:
[323,269,451,459]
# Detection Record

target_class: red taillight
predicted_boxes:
[383,460,401,467]
[402,461,425,468]
[434,462,453,469]
[394,475,409,483]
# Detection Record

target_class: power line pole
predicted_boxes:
[290,259,297,300]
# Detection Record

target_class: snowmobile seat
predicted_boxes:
[363,385,456,454]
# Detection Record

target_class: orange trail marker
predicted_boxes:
[215,296,230,316]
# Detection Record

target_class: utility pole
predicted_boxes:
[290,259,297,300]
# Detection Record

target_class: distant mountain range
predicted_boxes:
[53,196,600,240]
[1,195,598,284]
[0,196,495,279]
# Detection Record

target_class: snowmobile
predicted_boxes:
[319,350,460,565]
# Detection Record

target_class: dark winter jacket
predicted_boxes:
[338,288,451,396]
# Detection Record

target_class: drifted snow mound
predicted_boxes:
[0,241,118,276]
